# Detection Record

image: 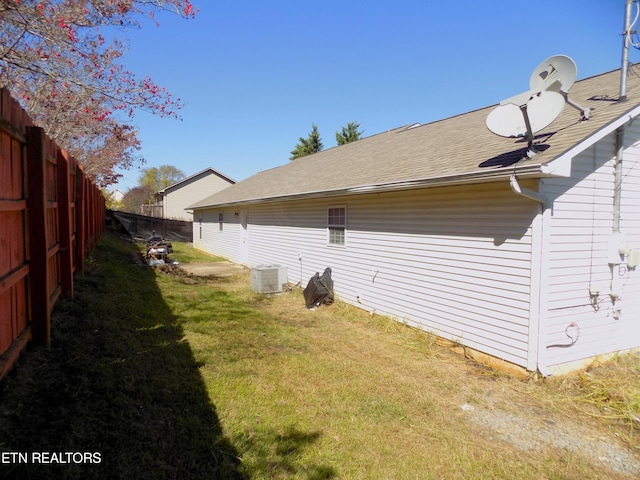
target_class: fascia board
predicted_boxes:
[191,166,544,210]
[541,103,640,177]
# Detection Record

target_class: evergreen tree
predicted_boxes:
[290,123,323,160]
[336,121,363,146]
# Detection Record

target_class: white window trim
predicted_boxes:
[327,205,347,247]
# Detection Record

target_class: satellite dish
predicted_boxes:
[486,103,526,138]
[487,90,565,138]
[529,55,577,93]
[524,91,566,132]
[486,54,590,155]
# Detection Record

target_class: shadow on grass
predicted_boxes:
[0,233,246,480]
[236,426,336,479]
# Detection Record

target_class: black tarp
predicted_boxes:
[303,267,334,309]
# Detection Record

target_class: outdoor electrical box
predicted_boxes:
[608,233,626,264]
[251,264,288,293]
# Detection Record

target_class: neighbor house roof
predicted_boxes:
[157,167,235,196]
[190,64,640,209]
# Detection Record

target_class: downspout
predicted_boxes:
[509,175,553,377]
[509,174,547,205]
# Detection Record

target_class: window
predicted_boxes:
[327,206,346,246]
[218,213,223,231]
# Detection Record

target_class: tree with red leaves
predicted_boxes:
[0,0,196,186]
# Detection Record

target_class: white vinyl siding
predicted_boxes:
[541,124,640,369]
[618,120,640,350]
[193,208,243,262]
[206,182,537,368]
[342,186,534,368]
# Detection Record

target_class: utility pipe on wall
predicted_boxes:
[609,127,626,304]
[613,127,625,233]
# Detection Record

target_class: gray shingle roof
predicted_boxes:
[159,167,235,195]
[190,64,640,209]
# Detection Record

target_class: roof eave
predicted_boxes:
[541,102,640,176]
[191,164,545,210]
[156,168,237,195]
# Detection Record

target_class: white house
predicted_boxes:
[189,64,640,375]
[111,187,125,203]
[153,167,235,221]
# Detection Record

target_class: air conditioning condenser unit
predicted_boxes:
[250,264,288,293]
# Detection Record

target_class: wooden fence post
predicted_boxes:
[26,126,50,348]
[75,168,85,273]
[57,149,73,298]
[88,177,96,251]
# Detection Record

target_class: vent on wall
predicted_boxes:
[250,264,288,293]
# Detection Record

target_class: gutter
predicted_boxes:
[191,165,545,210]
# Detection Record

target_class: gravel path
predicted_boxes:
[461,402,640,477]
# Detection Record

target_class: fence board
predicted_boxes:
[26,126,50,348]
[0,91,31,379]
[0,88,105,379]
[58,150,73,297]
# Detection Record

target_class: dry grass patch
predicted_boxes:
[186,271,639,479]
[547,353,640,446]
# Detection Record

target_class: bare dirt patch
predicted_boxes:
[176,261,246,278]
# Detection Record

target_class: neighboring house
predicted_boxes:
[189,64,640,375]
[154,167,235,221]
[111,188,125,203]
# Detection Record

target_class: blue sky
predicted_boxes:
[114,0,630,191]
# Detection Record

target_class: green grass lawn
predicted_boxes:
[0,232,637,479]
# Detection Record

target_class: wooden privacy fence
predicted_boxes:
[0,88,105,381]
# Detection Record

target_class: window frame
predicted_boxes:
[327,205,347,246]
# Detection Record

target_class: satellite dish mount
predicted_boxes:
[486,55,591,157]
